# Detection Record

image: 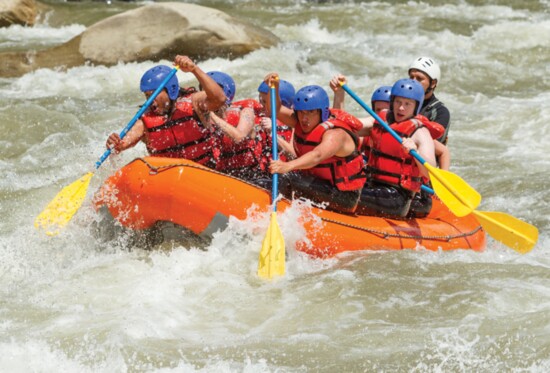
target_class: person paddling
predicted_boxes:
[265,73,367,214]
[202,71,266,181]
[257,79,296,143]
[105,55,226,168]
[357,78,444,218]
[256,79,296,166]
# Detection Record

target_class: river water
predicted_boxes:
[1,0,549,371]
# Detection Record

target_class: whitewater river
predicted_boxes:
[1,0,549,371]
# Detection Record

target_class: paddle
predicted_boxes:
[341,83,539,253]
[420,185,538,253]
[35,66,179,236]
[341,83,481,217]
[258,84,286,279]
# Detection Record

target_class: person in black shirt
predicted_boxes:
[408,57,451,144]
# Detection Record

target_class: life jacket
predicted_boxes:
[362,111,444,153]
[230,99,293,171]
[142,98,216,167]
[420,96,450,143]
[260,119,293,166]
[360,108,388,156]
[232,99,264,117]
[213,104,265,177]
[366,111,442,193]
[293,108,366,191]
[420,97,443,122]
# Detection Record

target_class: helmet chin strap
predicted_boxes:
[425,79,437,95]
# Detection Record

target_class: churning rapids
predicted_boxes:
[1,1,549,371]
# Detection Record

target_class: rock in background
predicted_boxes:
[0,0,38,27]
[0,2,280,77]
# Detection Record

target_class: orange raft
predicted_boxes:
[93,157,486,257]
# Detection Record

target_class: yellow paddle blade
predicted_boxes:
[34,172,94,236]
[426,163,482,217]
[258,212,286,279]
[473,210,539,254]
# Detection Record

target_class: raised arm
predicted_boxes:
[174,55,226,112]
[329,74,347,109]
[263,72,297,128]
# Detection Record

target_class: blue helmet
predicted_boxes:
[390,79,424,115]
[371,85,391,108]
[207,71,236,105]
[293,85,330,122]
[140,65,179,100]
[257,79,296,109]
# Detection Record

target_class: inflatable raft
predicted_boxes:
[93,157,486,257]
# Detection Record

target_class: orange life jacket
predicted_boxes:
[293,108,366,191]
[142,99,216,167]
[366,111,442,192]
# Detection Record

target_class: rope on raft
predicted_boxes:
[135,157,483,242]
[319,217,483,242]
[136,157,263,185]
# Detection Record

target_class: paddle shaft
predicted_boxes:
[95,66,179,169]
[270,85,279,210]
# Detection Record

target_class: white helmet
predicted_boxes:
[409,56,441,82]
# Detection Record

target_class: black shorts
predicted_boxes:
[407,188,433,218]
[278,172,361,214]
[356,181,414,218]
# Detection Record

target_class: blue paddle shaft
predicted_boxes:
[341,83,428,166]
[95,67,179,169]
[270,86,279,211]
[421,184,434,194]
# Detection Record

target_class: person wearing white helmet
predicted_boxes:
[408,56,451,144]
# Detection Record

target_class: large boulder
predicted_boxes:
[0,2,279,77]
[0,0,37,27]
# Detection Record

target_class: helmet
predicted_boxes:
[257,81,268,94]
[207,71,236,105]
[408,56,441,82]
[390,78,424,115]
[370,85,391,108]
[257,79,296,109]
[293,85,330,122]
[279,80,296,109]
[140,65,179,100]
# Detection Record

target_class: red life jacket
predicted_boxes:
[223,99,293,172]
[232,99,264,116]
[361,110,443,154]
[142,99,216,167]
[232,99,292,139]
[293,108,366,191]
[260,119,293,166]
[416,114,445,140]
[213,105,265,176]
[366,111,441,192]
